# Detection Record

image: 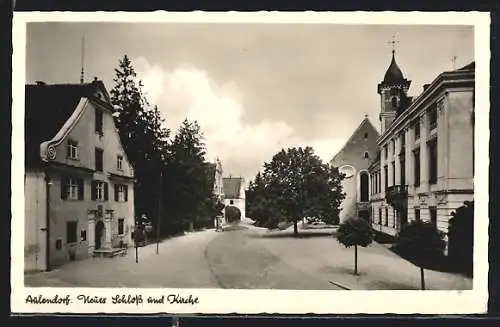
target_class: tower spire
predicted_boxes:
[80,32,85,84]
[387,34,399,54]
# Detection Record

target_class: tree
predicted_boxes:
[448,201,474,276]
[336,217,374,275]
[164,119,212,232]
[256,147,345,236]
[393,220,446,290]
[110,55,170,230]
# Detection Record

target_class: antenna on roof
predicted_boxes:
[80,32,85,84]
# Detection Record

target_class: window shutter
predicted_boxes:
[61,177,68,200]
[124,185,128,202]
[114,184,119,202]
[104,182,109,201]
[77,179,84,200]
[91,181,96,201]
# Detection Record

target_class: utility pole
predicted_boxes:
[156,168,162,255]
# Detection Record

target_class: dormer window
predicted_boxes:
[67,140,78,160]
[117,155,123,171]
[95,108,103,135]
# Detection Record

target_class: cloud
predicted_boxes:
[134,56,345,183]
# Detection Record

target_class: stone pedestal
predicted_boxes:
[104,210,113,249]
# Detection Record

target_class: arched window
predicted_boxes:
[392,97,398,108]
[360,172,369,202]
[364,151,369,159]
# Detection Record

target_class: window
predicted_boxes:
[428,138,438,184]
[95,108,103,134]
[414,208,420,221]
[378,208,382,224]
[400,157,406,185]
[364,132,368,139]
[385,207,389,226]
[392,97,398,108]
[66,221,77,243]
[61,177,84,200]
[118,218,124,235]
[429,105,438,131]
[115,184,128,202]
[95,148,103,172]
[414,121,420,140]
[400,133,405,154]
[429,207,437,226]
[384,145,388,160]
[391,161,395,186]
[80,230,87,242]
[393,209,396,228]
[55,239,62,250]
[92,181,108,201]
[360,172,369,202]
[67,140,78,159]
[378,172,381,193]
[117,155,123,170]
[384,166,388,190]
[364,151,369,159]
[413,149,421,186]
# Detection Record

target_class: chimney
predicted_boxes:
[35,81,46,85]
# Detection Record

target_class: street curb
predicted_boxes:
[329,280,351,290]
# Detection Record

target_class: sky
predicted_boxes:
[25,22,474,186]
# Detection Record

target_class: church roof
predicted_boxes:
[383,51,405,84]
[330,116,380,164]
[223,177,243,198]
[25,81,108,168]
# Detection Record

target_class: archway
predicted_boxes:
[95,221,105,250]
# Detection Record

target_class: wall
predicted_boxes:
[330,119,379,222]
[24,170,47,272]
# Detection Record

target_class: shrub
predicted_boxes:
[448,201,474,276]
[393,220,446,289]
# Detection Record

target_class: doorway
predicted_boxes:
[359,210,370,222]
[95,221,105,250]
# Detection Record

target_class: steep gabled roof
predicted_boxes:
[25,81,108,168]
[223,177,243,198]
[331,117,380,164]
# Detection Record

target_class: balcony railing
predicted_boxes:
[386,184,408,209]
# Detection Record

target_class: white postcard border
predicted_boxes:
[11,11,490,314]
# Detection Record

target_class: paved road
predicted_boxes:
[25,227,341,290]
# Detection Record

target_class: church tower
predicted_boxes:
[377,49,411,133]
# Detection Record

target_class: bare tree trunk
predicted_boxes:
[420,267,426,290]
[293,221,298,236]
[354,245,358,275]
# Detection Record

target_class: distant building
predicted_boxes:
[24,80,135,273]
[330,117,380,223]
[369,50,475,243]
[222,177,246,222]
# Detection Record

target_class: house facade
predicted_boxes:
[222,177,246,222]
[24,80,135,273]
[330,117,380,223]
[369,50,475,243]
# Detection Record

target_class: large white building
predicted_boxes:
[24,80,135,272]
[369,50,475,241]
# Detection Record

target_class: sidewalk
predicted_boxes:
[245,227,472,290]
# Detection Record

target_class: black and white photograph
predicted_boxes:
[11,12,489,314]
